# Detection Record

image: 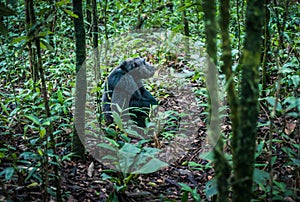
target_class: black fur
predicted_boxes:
[102,58,158,127]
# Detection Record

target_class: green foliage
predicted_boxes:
[97,103,190,199]
[179,182,201,202]
[205,178,218,200]
[0,3,16,36]
[0,0,299,201]
[98,107,176,172]
[0,1,75,195]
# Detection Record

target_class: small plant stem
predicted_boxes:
[268,57,282,201]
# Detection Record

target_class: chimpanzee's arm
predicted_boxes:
[141,87,158,104]
[109,71,143,97]
[130,87,158,107]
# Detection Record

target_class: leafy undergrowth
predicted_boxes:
[59,60,213,201]
[1,0,299,201]
[1,57,299,201]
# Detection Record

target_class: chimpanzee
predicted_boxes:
[102,57,158,127]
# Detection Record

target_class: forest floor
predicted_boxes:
[60,79,299,202]
[62,113,298,200]
[1,60,299,202]
[61,61,215,202]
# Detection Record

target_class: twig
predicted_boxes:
[268,57,282,201]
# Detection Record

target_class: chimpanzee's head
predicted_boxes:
[119,57,155,79]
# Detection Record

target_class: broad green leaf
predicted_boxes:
[62,152,74,161]
[25,167,37,182]
[178,183,193,192]
[181,191,188,202]
[39,40,46,50]
[11,36,27,44]
[40,39,54,51]
[0,103,9,116]
[137,139,150,147]
[115,104,123,113]
[25,115,41,125]
[265,97,282,111]
[4,167,15,180]
[199,151,214,161]
[56,0,71,7]
[280,67,293,74]
[49,160,59,166]
[253,168,270,186]
[105,127,118,137]
[178,3,201,12]
[271,156,277,166]
[115,185,126,192]
[143,147,160,156]
[19,151,37,159]
[282,146,297,156]
[281,62,296,73]
[26,182,38,188]
[283,96,300,111]
[120,143,140,155]
[273,180,286,192]
[42,116,60,126]
[124,128,144,139]
[42,120,50,126]
[112,111,123,130]
[291,158,300,166]
[188,161,205,170]
[291,75,299,87]
[205,178,218,199]
[39,126,46,138]
[38,30,54,37]
[120,133,130,142]
[57,90,64,103]
[63,9,78,18]
[188,161,202,167]
[255,141,264,158]
[102,155,118,161]
[192,188,201,201]
[104,137,120,147]
[101,173,112,180]
[133,158,168,174]
[97,143,117,152]
[37,149,43,156]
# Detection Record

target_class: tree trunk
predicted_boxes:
[181,0,190,56]
[72,0,86,161]
[24,0,38,82]
[25,0,62,202]
[86,0,92,37]
[232,0,264,201]
[219,0,239,117]
[202,0,217,64]
[36,22,63,202]
[203,1,230,201]
[24,1,62,201]
[135,1,146,30]
[92,0,99,73]
[261,0,270,96]
[217,0,238,200]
